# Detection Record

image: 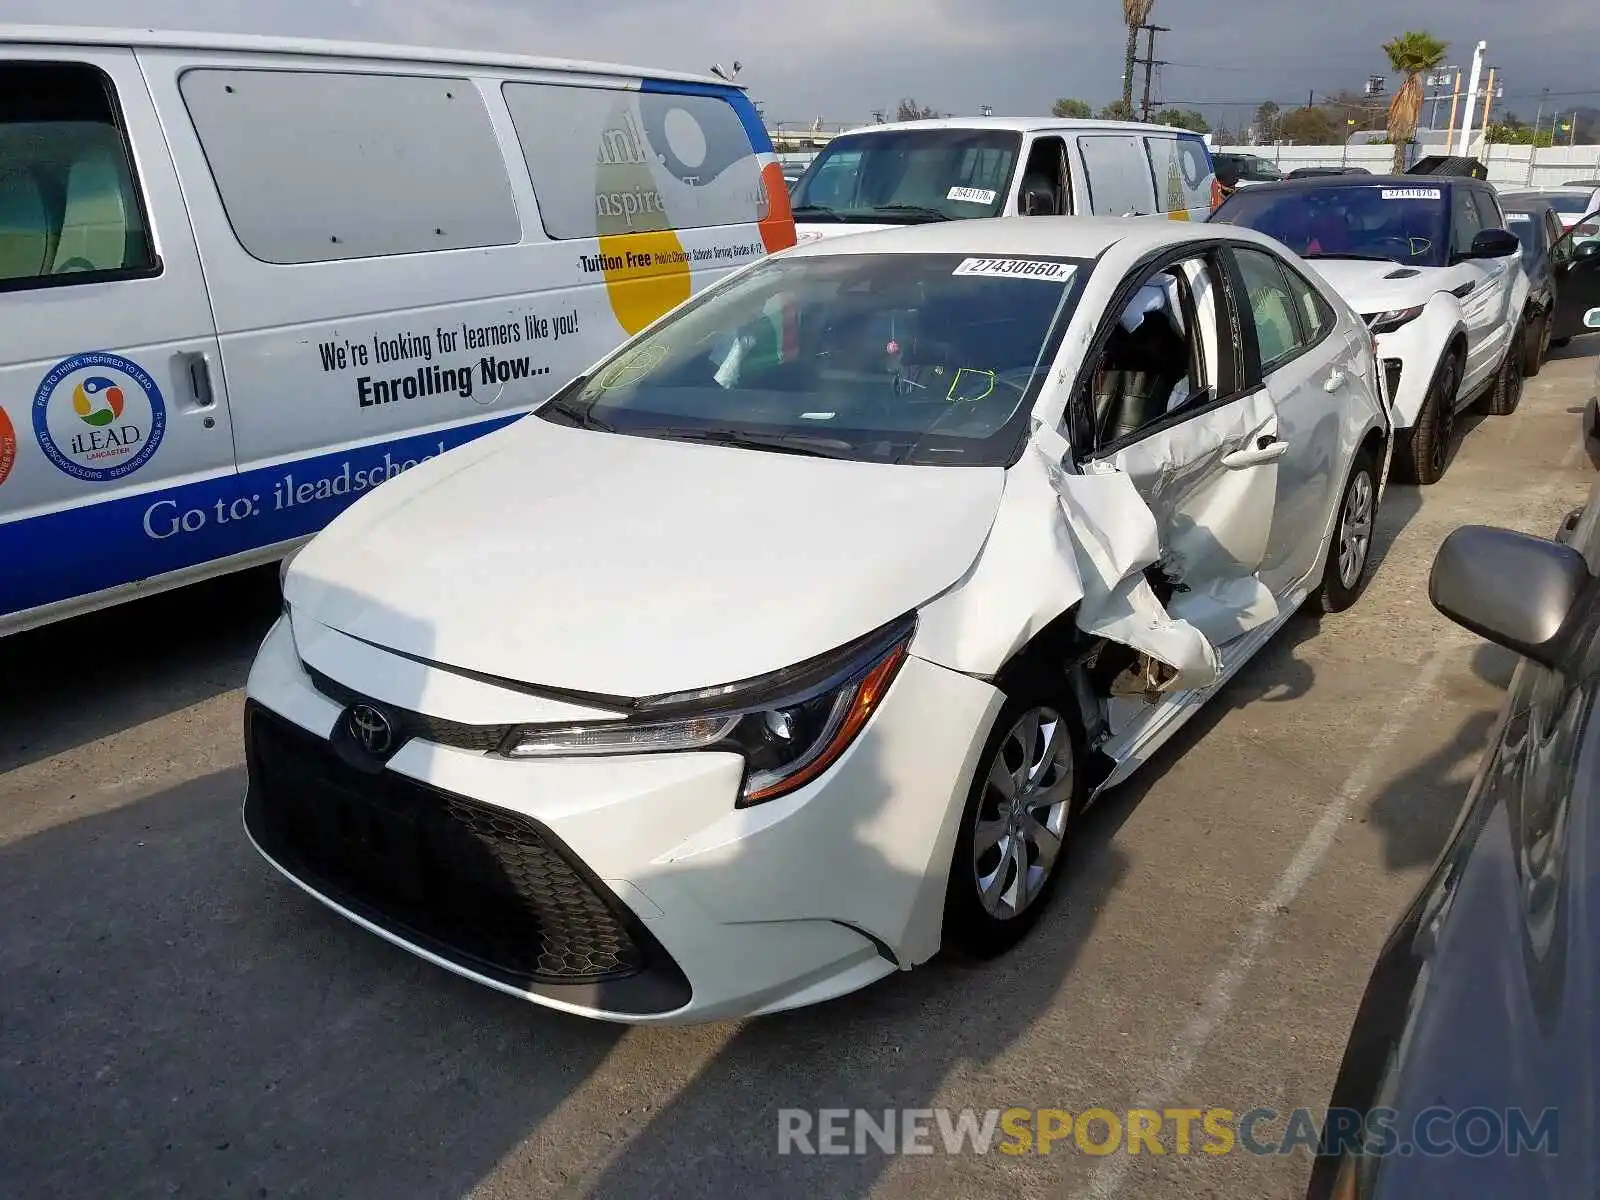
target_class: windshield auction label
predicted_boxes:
[953,257,1075,281]
[1506,211,1531,221]
[1381,188,1442,200]
[947,186,998,204]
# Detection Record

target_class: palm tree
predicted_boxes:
[1382,31,1449,172]
[1122,0,1155,115]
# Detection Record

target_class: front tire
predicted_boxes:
[1309,446,1379,615]
[943,690,1084,960]
[1398,349,1461,486]
[1479,322,1525,416]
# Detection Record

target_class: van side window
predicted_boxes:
[0,61,158,291]
[1145,134,1213,214]
[178,69,521,264]
[503,85,768,240]
[1076,134,1158,217]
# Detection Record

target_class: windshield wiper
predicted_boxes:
[1302,251,1398,262]
[633,427,860,459]
[870,204,953,222]
[791,204,849,222]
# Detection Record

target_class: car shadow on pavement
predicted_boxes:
[1362,708,1499,874]
[0,564,283,774]
[0,766,623,1200]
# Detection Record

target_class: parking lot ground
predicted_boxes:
[2,341,1596,1200]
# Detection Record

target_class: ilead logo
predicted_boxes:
[34,351,166,483]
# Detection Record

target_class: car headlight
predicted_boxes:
[1364,305,1425,335]
[502,613,917,806]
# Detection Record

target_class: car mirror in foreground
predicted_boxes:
[1429,525,1589,669]
[1585,306,1600,329]
[1578,240,1600,264]
[1467,228,1521,259]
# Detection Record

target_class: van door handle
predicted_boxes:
[186,352,215,408]
[1222,435,1288,469]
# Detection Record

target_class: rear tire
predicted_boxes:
[1397,349,1461,486]
[1524,310,1550,378]
[942,687,1085,961]
[1479,323,1525,416]
[1309,446,1379,615]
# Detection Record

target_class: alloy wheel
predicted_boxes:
[971,707,1074,921]
[1337,469,1374,590]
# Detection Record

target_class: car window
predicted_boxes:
[1144,134,1213,214]
[1450,188,1485,258]
[1082,251,1226,449]
[789,129,1022,222]
[1076,134,1158,216]
[1213,182,1449,268]
[1279,261,1337,343]
[1232,247,1311,373]
[1470,188,1503,231]
[540,250,1092,467]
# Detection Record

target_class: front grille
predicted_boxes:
[306,666,513,753]
[245,703,664,993]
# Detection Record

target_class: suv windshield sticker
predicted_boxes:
[952,257,1075,281]
[947,186,998,204]
[1381,188,1442,200]
[1506,211,1531,221]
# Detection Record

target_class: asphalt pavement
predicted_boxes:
[2,340,1596,1200]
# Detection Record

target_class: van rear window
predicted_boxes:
[502,84,770,240]
[179,68,522,264]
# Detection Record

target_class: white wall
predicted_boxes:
[1217,142,1600,188]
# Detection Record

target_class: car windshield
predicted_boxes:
[1546,193,1595,215]
[790,128,1022,223]
[1212,183,1451,267]
[538,251,1090,467]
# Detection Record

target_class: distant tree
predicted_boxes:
[1156,108,1210,134]
[1052,98,1094,119]
[1254,100,1281,142]
[1279,105,1338,144]
[1099,99,1135,121]
[895,98,939,122]
[1486,122,1554,147]
[1382,30,1449,171]
[1122,0,1156,113]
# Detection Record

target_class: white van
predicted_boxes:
[789,117,1218,242]
[0,25,796,636]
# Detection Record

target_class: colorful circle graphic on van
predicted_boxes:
[0,405,15,489]
[33,351,166,483]
[73,377,126,427]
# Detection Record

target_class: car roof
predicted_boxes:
[780,216,1254,262]
[834,115,1195,138]
[0,22,732,86]
[1221,174,1470,196]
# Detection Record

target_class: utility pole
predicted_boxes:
[1135,24,1168,121]
[1456,40,1487,156]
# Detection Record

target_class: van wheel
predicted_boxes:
[1398,349,1461,486]
[1309,446,1379,615]
[942,689,1085,961]
[1478,324,1525,416]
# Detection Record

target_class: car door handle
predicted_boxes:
[1324,368,1348,393]
[1222,435,1288,469]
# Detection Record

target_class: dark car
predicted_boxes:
[1213,151,1283,197]
[1497,194,1600,374]
[1305,490,1600,1200]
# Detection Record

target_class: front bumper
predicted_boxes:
[242,614,1004,1024]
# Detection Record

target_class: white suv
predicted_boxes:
[1213,175,1530,484]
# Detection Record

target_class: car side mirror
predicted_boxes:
[1584,306,1600,329]
[1575,240,1600,264]
[1467,228,1521,259]
[1021,183,1056,216]
[1429,525,1589,668]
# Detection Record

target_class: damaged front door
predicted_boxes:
[1070,246,1282,687]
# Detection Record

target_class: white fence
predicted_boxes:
[1216,142,1600,189]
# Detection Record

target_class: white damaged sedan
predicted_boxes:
[250,218,1392,1024]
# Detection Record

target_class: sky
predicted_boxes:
[6,0,1597,133]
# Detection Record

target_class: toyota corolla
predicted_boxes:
[248,218,1392,1024]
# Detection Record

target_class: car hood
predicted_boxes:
[284,418,1007,698]
[1302,258,1442,315]
[793,222,896,244]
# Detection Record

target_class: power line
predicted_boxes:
[1133,24,1169,121]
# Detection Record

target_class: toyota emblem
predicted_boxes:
[347,704,394,755]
